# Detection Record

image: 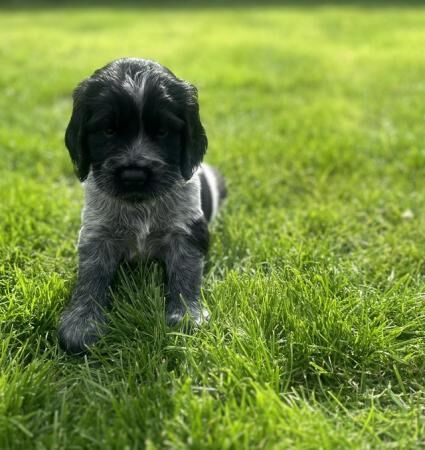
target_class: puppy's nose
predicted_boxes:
[119,167,148,184]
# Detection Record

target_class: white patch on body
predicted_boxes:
[198,163,219,221]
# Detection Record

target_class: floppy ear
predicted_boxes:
[65,81,90,181]
[180,83,208,180]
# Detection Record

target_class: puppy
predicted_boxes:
[58,58,226,354]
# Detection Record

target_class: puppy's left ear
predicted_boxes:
[180,83,208,180]
[65,81,90,181]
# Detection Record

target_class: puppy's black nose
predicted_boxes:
[119,167,148,185]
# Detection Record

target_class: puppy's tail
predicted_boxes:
[198,163,227,223]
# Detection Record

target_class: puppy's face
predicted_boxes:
[65,58,207,201]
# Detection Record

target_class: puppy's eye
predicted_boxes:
[104,127,116,137]
[156,127,168,138]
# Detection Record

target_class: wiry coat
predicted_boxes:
[58,58,225,354]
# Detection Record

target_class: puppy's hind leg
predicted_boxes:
[58,234,122,354]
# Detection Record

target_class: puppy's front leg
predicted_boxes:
[163,219,209,327]
[58,232,122,354]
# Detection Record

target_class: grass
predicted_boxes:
[1,2,425,449]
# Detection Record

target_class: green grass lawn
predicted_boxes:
[1,2,425,449]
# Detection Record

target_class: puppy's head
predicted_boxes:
[65,58,207,201]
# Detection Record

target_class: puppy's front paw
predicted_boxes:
[58,305,105,355]
[166,302,210,329]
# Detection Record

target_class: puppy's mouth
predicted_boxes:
[117,165,151,188]
[92,161,180,203]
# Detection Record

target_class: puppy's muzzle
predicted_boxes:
[118,165,151,187]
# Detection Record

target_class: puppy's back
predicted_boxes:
[198,164,227,222]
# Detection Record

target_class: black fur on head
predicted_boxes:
[65,58,207,200]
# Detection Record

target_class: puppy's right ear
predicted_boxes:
[65,81,90,181]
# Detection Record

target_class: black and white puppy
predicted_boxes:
[59,58,226,354]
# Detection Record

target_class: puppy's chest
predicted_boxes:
[122,210,175,263]
[124,217,155,261]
